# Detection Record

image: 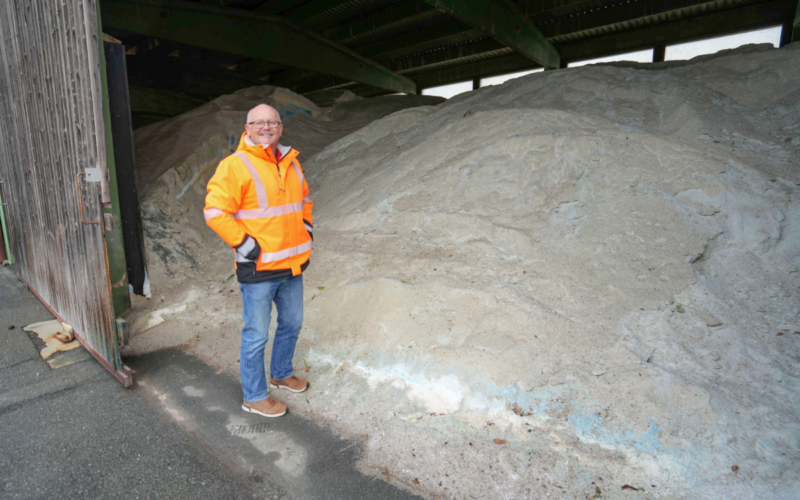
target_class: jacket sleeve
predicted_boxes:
[204,157,247,248]
[299,162,313,227]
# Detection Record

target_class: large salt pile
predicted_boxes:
[125,43,799,499]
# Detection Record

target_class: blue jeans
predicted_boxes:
[239,274,303,403]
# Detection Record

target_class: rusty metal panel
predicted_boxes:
[0,0,129,385]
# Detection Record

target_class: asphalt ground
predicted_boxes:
[0,265,423,500]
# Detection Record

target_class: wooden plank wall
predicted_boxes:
[0,0,120,372]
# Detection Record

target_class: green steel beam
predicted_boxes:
[99,0,417,94]
[794,0,800,41]
[421,0,560,68]
[276,27,494,89]
[295,0,794,95]
[261,22,476,86]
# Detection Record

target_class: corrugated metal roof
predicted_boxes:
[551,0,754,43]
[300,0,400,31]
[103,0,794,99]
[338,9,445,46]
[399,47,515,75]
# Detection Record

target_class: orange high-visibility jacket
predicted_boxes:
[204,133,313,282]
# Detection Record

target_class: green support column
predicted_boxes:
[96,7,130,316]
[794,0,800,42]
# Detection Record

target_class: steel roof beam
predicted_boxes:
[421,0,560,68]
[99,0,417,94]
[297,0,794,93]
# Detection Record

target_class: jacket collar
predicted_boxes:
[239,132,296,163]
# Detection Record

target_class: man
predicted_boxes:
[204,104,313,418]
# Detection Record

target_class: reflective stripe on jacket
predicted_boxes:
[204,132,313,282]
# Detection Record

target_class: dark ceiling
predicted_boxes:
[100,0,799,126]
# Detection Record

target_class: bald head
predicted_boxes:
[245,104,283,151]
[246,104,280,124]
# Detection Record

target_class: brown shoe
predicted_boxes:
[269,375,308,393]
[242,397,287,418]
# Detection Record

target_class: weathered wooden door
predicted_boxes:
[0,0,130,385]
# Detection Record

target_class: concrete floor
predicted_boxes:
[0,265,423,500]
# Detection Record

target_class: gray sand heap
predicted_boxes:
[125,43,799,499]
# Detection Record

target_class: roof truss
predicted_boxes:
[99,0,417,93]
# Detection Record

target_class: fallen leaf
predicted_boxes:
[486,421,494,426]
[412,478,420,484]
[621,485,639,491]
[311,294,316,300]
[777,332,784,336]
[301,359,311,373]
[732,465,739,471]
[676,304,685,313]
[317,286,325,290]
[493,439,506,444]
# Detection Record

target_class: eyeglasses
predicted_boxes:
[247,120,282,129]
